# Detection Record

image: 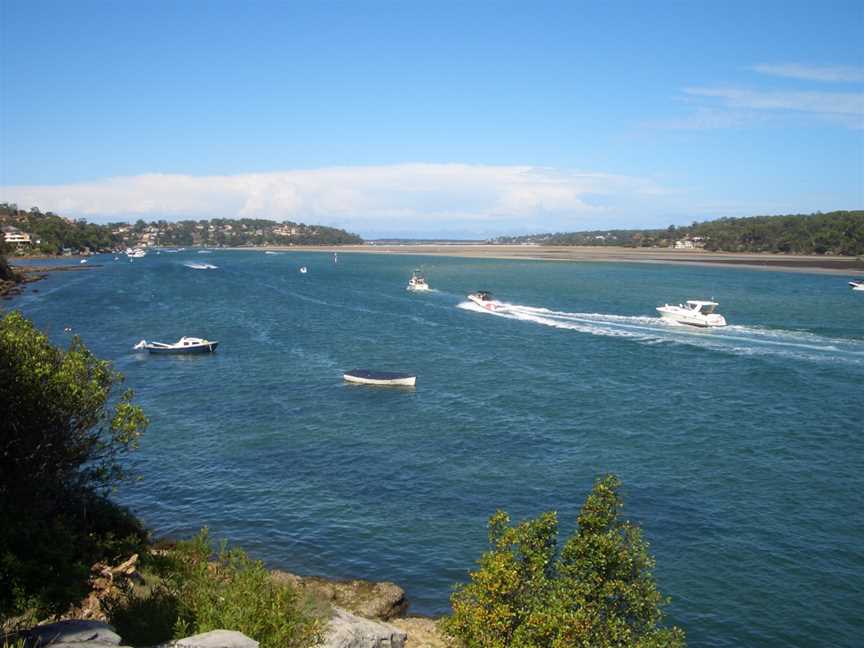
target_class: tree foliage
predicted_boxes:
[0,311,149,620]
[443,475,685,648]
[495,211,864,256]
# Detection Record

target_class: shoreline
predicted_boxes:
[230,244,864,276]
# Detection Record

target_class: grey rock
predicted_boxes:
[159,630,259,648]
[26,620,121,646]
[271,571,408,620]
[319,607,407,648]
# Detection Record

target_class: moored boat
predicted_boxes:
[343,369,416,386]
[657,300,727,327]
[468,290,505,311]
[133,336,219,354]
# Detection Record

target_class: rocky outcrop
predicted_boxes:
[22,621,258,648]
[66,554,142,622]
[25,620,125,647]
[160,630,259,648]
[318,607,406,648]
[389,618,452,648]
[271,571,408,620]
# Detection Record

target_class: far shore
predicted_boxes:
[231,244,864,276]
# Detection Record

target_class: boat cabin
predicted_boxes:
[686,300,718,315]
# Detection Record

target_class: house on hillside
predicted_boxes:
[3,225,32,248]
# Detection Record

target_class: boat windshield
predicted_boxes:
[699,304,716,314]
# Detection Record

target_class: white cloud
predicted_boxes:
[752,63,864,83]
[0,164,669,236]
[683,86,863,116]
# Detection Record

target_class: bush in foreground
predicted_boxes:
[443,475,685,648]
[107,530,323,648]
[0,311,148,622]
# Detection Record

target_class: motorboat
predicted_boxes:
[300,266,308,274]
[80,259,88,264]
[849,280,864,291]
[407,270,430,291]
[657,300,727,327]
[134,336,218,354]
[126,247,146,259]
[343,369,416,386]
[468,290,505,311]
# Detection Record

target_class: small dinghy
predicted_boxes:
[343,369,416,386]
[134,336,219,354]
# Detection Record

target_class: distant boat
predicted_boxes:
[134,336,218,354]
[407,269,430,291]
[300,266,308,274]
[849,280,864,291]
[343,369,416,386]
[265,251,281,255]
[468,290,505,311]
[184,262,218,270]
[657,300,727,327]
[126,247,146,258]
[198,250,212,254]
[79,259,88,264]
[333,252,338,264]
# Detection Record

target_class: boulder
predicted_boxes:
[272,571,408,620]
[319,607,407,648]
[389,618,452,648]
[26,620,122,646]
[159,630,259,648]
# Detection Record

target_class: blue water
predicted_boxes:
[10,251,864,647]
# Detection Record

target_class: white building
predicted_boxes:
[3,226,31,246]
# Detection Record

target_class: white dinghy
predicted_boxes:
[343,369,416,386]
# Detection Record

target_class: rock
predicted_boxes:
[159,629,259,648]
[389,618,452,648]
[318,607,407,648]
[26,620,122,646]
[272,571,408,620]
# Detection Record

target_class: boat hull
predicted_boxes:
[468,295,504,311]
[657,308,726,327]
[343,370,416,386]
[147,342,218,354]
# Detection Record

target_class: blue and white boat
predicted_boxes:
[134,336,218,354]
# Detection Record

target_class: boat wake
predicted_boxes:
[184,262,219,270]
[458,301,864,365]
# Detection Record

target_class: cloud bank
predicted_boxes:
[0,164,668,236]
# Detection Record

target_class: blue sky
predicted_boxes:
[1,0,862,237]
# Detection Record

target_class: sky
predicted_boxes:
[1,1,862,238]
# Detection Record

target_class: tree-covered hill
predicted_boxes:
[494,211,864,256]
[0,204,363,254]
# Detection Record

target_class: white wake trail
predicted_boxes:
[458,301,864,365]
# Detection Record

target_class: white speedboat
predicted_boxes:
[343,369,416,386]
[299,266,308,274]
[407,270,430,291]
[657,300,727,327]
[849,280,864,291]
[134,336,218,354]
[468,290,505,311]
[126,247,146,259]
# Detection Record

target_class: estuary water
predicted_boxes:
[11,251,864,647]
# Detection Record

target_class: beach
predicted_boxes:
[247,244,864,275]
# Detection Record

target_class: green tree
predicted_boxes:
[443,475,685,648]
[0,311,149,620]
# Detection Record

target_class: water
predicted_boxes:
[9,252,864,647]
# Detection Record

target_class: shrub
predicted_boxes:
[443,475,685,648]
[108,530,323,648]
